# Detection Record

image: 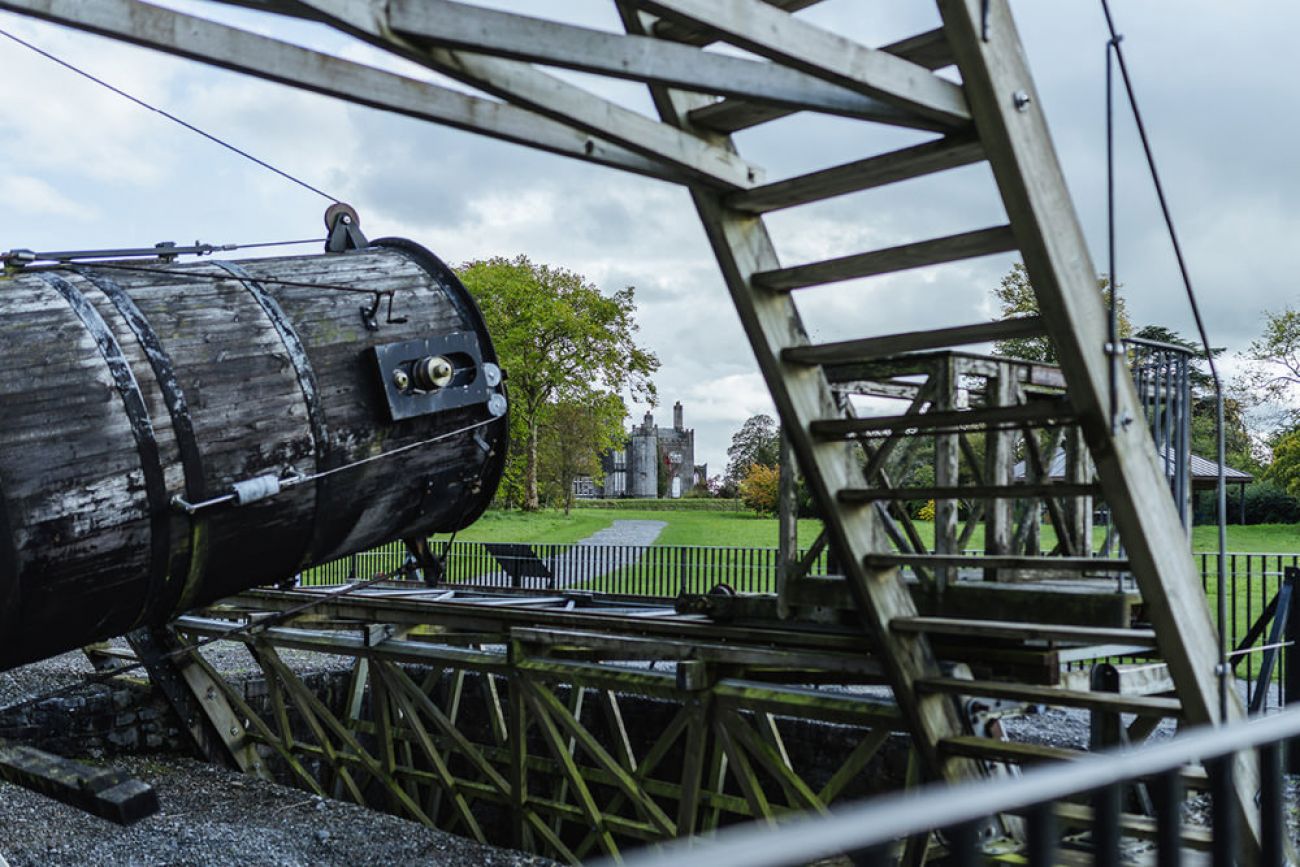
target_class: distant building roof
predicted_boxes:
[1014,448,1252,487]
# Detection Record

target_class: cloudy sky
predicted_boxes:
[0,1,1295,474]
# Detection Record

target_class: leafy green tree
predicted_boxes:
[458,256,658,510]
[537,394,627,514]
[991,263,1128,363]
[1239,304,1300,431]
[724,414,780,488]
[1267,428,1300,498]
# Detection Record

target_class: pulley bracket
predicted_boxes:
[324,202,368,253]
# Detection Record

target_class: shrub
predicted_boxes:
[739,463,780,514]
[571,498,744,511]
[915,499,936,522]
[1194,481,1300,525]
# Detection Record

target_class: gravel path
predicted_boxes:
[0,756,552,867]
[490,519,668,589]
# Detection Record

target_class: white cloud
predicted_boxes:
[0,175,96,220]
[0,0,1295,478]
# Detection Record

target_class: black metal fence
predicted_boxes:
[303,540,827,595]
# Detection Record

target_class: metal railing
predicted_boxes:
[604,708,1300,867]
[303,540,830,596]
[1127,336,1195,526]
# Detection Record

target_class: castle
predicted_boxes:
[574,401,707,499]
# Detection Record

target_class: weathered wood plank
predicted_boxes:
[752,225,1017,291]
[782,316,1044,366]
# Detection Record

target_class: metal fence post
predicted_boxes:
[1285,566,1300,774]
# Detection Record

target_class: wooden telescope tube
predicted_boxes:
[0,238,507,671]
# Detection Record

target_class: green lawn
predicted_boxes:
[452,509,612,544]
[1190,523,1299,553]
[441,508,1297,555]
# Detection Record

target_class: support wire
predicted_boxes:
[0,26,341,205]
[1099,0,1231,722]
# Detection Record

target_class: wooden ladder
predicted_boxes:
[617,0,1260,852]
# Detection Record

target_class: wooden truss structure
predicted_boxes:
[173,586,906,862]
[0,0,1264,860]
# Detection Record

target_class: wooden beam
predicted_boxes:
[890,616,1154,646]
[727,134,984,214]
[917,677,1182,717]
[752,224,1017,291]
[810,400,1073,439]
[839,482,1101,504]
[385,0,924,128]
[689,28,956,134]
[870,553,1127,573]
[293,0,760,190]
[651,0,825,46]
[0,0,680,183]
[0,741,159,825]
[939,0,1261,852]
[782,316,1044,366]
[634,0,970,127]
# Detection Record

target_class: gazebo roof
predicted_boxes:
[1014,448,1252,488]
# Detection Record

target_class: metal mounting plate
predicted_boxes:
[371,331,490,421]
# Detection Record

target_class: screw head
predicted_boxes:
[1013,90,1032,112]
[392,368,410,390]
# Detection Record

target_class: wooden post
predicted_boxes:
[777,430,798,618]
[1063,425,1094,556]
[934,356,959,591]
[983,362,1015,580]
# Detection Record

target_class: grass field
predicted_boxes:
[441,508,1297,554]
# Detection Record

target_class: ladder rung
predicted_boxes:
[884,27,954,71]
[753,225,1017,292]
[687,28,954,134]
[917,677,1182,717]
[810,400,1074,439]
[839,482,1100,503]
[940,734,1083,765]
[940,736,1211,791]
[1050,803,1213,850]
[728,134,984,214]
[782,316,1044,366]
[652,0,826,46]
[689,101,789,134]
[890,616,1152,645]
[870,554,1129,573]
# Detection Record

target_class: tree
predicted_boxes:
[739,463,780,514]
[991,263,1128,363]
[1267,428,1300,498]
[458,256,659,510]
[724,414,780,487]
[1238,304,1300,431]
[537,394,627,514]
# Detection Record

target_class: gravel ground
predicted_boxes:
[0,645,553,866]
[0,640,354,710]
[0,755,553,867]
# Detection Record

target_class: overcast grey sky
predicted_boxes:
[0,1,1295,474]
